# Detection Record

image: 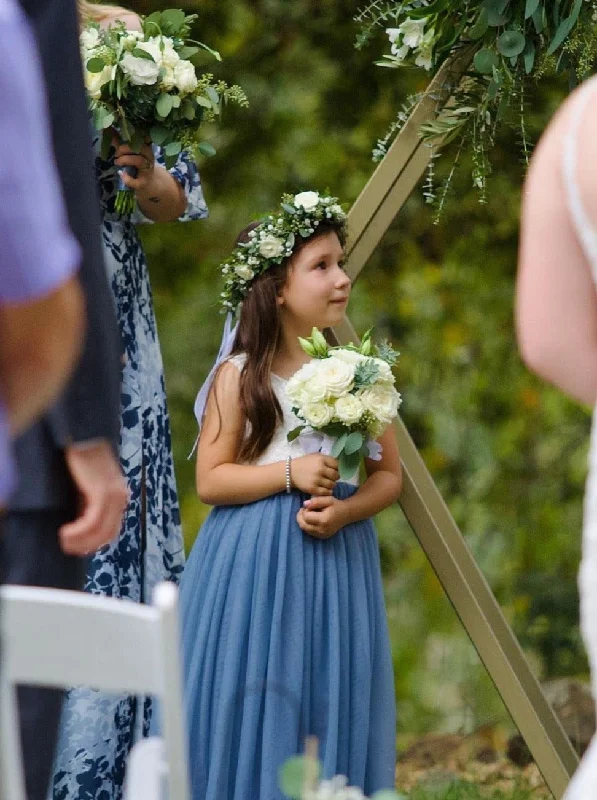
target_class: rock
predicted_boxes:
[400,733,465,769]
[507,677,596,766]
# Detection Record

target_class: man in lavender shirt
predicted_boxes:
[0,0,84,507]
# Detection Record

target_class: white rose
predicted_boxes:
[161,66,177,91]
[134,38,163,66]
[360,385,401,426]
[334,394,363,426]
[301,373,328,404]
[173,60,198,94]
[329,203,344,217]
[399,17,426,48]
[294,191,320,211]
[332,349,366,366]
[317,357,354,397]
[85,64,115,100]
[157,36,180,69]
[120,52,160,85]
[234,264,254,281]
[302,401,334,429]
[80,27,100,53]
[123,30,144,48]
[372,357,395,384]
[258,234,285,259]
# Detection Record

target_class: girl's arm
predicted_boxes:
[298,425,402,537]
[196,363,340,505]
[516,90,597,407]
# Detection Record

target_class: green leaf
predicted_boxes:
[497,30,526,57]
[468,9,489,40]
[345,431,364,456]
[371,792,407,800]
[156,93,174,117]
[197,96,213,109]
[161,8,186,33]
[171,95,181,109]
[86,56,106,73]
[132,47,156,62]
[198,141,217,157]
[474,48,499,74]
[206,85,220,109]
[165,141,182,157]
[92,106,114,131]
[182,100,196,121]
[532,5,545,33]
[149,125,169,145]
[196,41,222,62]
[547,0,583,55]
[281,203,297,214]
[287,425,305,442]
[523,38,536,73]
[524,0,540,18]
[177,46,199,60]
[338,449,361,481]
[299,228,311,238]
[100,129,112,160]
[278,756,321,800]
[331,433,348,458]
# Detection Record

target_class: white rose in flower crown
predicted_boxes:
[317,357,354,397]
[302,401,334,429]
[294,191,320,211]
[234,264,255,281]
[120,52,160,86]
[258,234,285,259]
[85,64,115,100]
[360,384,401,426]
[173,59,198,94]
[80,27,100,54]
[334,394,364,426]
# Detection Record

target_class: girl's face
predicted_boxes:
[278,231,351,333]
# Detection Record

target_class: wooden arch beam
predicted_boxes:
[331,55,579,798]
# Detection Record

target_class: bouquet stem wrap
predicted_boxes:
[115,165,138,216]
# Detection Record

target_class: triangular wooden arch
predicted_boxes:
[331,54,579,798]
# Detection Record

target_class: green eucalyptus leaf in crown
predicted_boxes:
[356,0,597,216]
[219,191,347,314]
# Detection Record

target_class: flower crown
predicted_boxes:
[220,191,347,314]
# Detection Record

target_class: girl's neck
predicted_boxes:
[272,321,317,379]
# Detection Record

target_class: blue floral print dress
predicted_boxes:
[50,142,208,800]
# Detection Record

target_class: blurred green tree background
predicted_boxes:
[131,0,592,743]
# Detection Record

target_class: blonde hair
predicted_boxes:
[77,1,128,24]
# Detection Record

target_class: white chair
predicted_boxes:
[0,581,190,800]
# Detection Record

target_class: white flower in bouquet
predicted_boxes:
[334,395,364,426]
[80,26,101,54]
[302,402,334,429]
[371,357,395,384]
[317,357,354,397]
[332,349,366,367]
[173,59,198,93]
[360,384,401,426]
[414,29,434,71]
[258,234,285,259]
[294,191,320,211]
[157,36,180,68]
[85,64,115,100]
[398,17,427,48]
[120,51,160,85]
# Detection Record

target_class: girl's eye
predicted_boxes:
[316,261,328,270]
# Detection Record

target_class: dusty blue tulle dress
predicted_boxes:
[180,355,396,799]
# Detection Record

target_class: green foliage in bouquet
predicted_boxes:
[356,0,597,213]
[81,8,248,212]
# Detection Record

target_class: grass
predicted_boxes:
[403,779,545,800]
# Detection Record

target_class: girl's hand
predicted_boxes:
[113,135,156,194]
[290,454,339,496]
[297,496,347,539]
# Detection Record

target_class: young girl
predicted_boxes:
[181,191,402,799]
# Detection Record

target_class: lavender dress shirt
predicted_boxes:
[0,0,80,502]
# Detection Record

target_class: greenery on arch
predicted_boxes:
[356,0,597,213]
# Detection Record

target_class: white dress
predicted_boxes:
[562,75,597,798]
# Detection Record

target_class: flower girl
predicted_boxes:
[181,191,402,799]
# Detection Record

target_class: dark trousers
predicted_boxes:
[2,510,85,800]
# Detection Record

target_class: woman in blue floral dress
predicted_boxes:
[50,7,208,799]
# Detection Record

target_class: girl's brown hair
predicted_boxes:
[229,219,347,463]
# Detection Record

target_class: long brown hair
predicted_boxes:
[231,220,347,463]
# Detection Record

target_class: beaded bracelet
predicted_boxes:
[285,455,292,494]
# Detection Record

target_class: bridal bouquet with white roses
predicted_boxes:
[286,328,402,481]
[80,8,247,214]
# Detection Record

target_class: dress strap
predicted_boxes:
[562,77,597,282]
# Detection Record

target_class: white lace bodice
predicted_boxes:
[227,354,359,486]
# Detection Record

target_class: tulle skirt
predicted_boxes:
[180,482,396,800]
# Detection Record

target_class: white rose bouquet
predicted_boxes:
[80,8,247,214]
[286,328,402,481]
